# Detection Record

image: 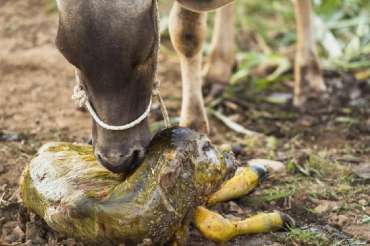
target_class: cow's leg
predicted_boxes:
[169,3,209,133]
[203,3,235,85]
[293,0,326,107]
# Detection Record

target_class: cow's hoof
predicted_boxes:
[204,83,226,103]
[203,56,235,87]
[249,163,268,182]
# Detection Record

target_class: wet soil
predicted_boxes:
[1,0,369,245]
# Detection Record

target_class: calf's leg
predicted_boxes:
[194,164,294,242]
[169,3,209,133]
[293,0,326,107]
[207,165,263,205]
[195,207,287,242]
[203,3,235,85]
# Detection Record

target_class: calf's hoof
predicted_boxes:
[280,212,296,229]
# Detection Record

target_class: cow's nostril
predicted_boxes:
[96,153,112,169]
[128,150,142,171]
[132,150,140,161]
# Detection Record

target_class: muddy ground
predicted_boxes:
[0,0,369,245]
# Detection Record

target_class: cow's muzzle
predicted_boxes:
[95,146,145,174]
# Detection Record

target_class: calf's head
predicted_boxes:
[56,0,158,173]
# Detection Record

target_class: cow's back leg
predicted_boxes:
[203,3,235,85]
[169,3,209,133]
[293,0,326,107]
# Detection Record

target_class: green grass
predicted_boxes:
[240,182,297,206]
[277,227,332,246]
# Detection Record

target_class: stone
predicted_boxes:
[329,214,349,228]
[343,224,370,241]
[248,159,285,173]
[352,162,370,180]
[313,200,340,214]
[0,131,26,142]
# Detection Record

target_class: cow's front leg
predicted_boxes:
[293,0,326,107]
[169,3,209,133]
[203,3,235,85]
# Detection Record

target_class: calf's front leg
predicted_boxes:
[293,0,326,107]
[169,3,209,133]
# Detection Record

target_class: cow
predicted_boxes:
[56,0,326,174]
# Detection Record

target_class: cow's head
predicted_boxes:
[56,0,158,173]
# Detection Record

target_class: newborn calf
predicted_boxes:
[20,127,292,244]
[20,128,233,244]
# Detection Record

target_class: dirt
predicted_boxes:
[0,0,369,245]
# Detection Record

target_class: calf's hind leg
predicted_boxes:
[169,3,209,133]
[293,0,326,107]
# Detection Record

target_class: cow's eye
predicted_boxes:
[132,41,156,69]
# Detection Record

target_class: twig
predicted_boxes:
[208,108,262,137]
